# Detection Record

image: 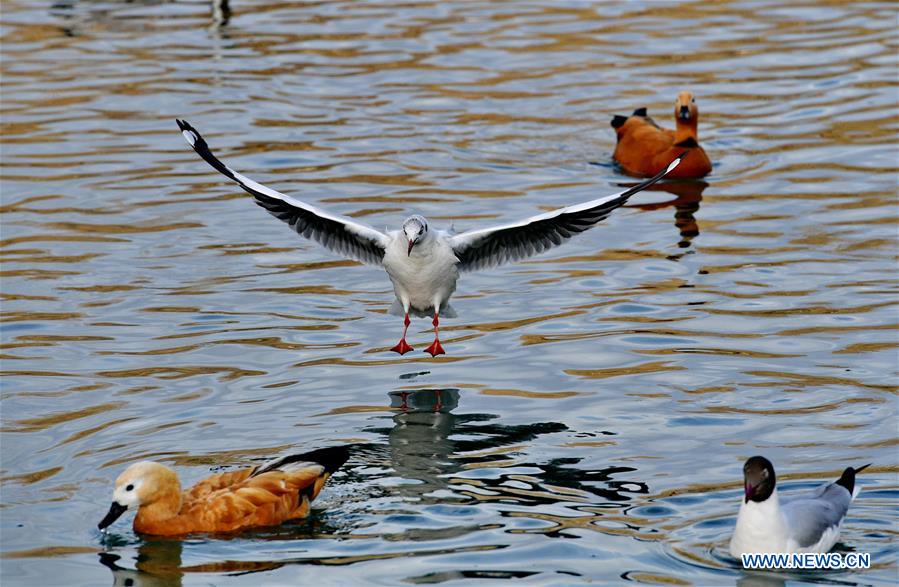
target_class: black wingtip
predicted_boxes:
[611,115,628,129]
[176,118,200,147]
[612,152,686,202]
[632,107,647,117]
[250,446,351,479]
[173,120,238,180]
[294,445,350,474]
[835,463,871,494]
[175,119,198,139]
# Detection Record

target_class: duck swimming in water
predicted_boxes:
[611,91,712,179]
[98,446,348,536]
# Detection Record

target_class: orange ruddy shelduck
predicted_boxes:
[98,446,349,536]
[611,91,712,179]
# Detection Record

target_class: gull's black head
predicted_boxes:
[743,456,776,504]
[403,215,428,255]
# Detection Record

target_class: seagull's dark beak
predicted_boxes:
[678,105,691,120]
[744,482,753,503]
[98,501,127,530]
[407,240,414,256]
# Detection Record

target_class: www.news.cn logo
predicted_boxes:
[741,552,871,570]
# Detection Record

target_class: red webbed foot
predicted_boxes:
[391,339,414,355]
[424,339,445,357]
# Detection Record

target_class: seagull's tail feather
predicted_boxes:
[390,302,457,319]
[406,306,431,319]
[836,463,872,498]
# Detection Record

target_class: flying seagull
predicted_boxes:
[730,456,870,557]
[176,120,685,356]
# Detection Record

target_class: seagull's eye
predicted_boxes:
[126,484,134,492]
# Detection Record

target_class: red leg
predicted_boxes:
[424,313,445,357]
[434,389,443,412]
[390,313,413,355]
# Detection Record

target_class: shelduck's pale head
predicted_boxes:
[98,461,181,531]
[675,91,698,123]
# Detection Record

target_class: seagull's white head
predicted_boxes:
[403,215,429,256]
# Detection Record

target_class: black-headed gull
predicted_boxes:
[176,120,685,356]
[730,456,870,557]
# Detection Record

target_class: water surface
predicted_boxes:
[1,1,897,585]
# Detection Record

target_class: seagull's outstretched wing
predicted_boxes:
[176,120,390,265]
[448,153,686,272]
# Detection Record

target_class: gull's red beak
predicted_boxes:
[407,240,414,256]
[744,482,753,503]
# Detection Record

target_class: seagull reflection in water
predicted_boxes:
[368,389,648,517]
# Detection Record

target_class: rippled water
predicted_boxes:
[1,0,897,585]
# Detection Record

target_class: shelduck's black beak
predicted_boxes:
[98,501,127,530]
[678,105,691,120]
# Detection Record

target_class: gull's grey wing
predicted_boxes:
[176,120,389,265]
[448,153,686,272]
[781,483,852,548]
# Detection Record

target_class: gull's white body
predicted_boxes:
[382,230,459,318]
[731,489,792,554]
[730,482,860,557]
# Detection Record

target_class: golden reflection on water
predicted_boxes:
[1,0,897,584]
